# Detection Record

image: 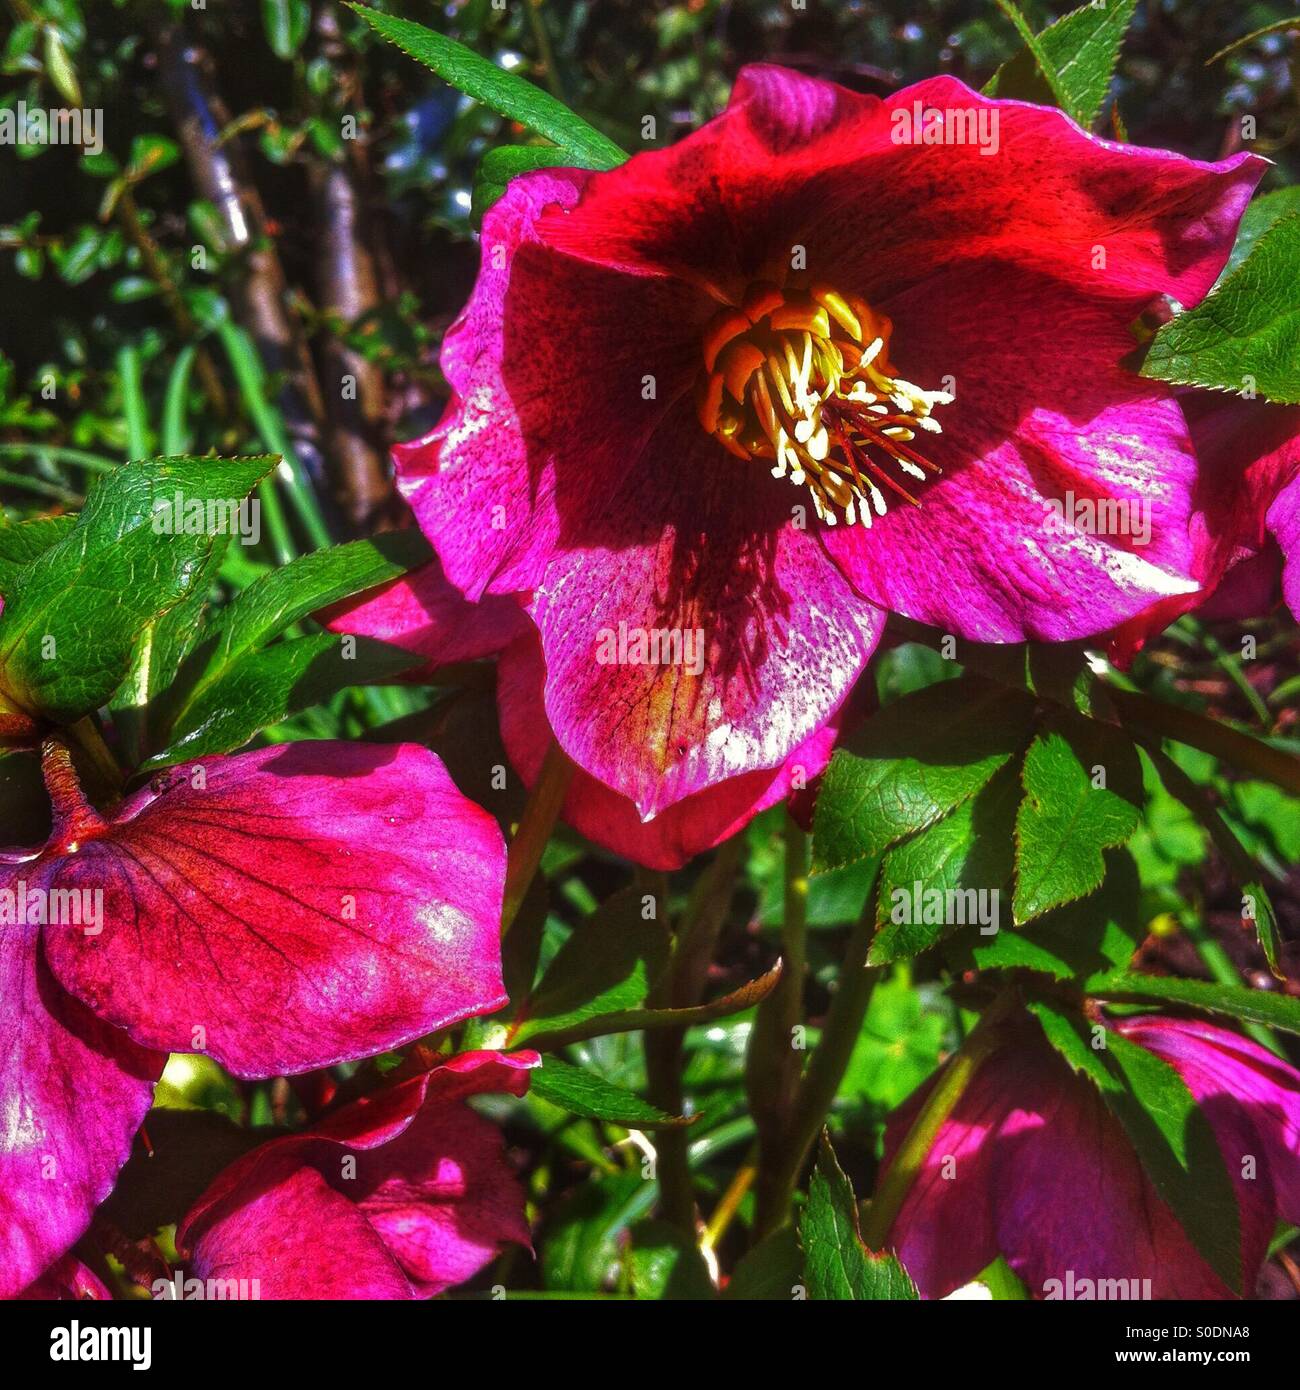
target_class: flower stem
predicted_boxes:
[645,837,744,1236]
[860,987,1018,1250]
[40,736,108,843]
[702,1144,758,1253]
[753,897,880,1240]
[500,738,574,937]
[747,813,809,1234]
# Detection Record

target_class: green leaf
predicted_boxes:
[812,676,1034,873]
[1013,719,1143,924]
[1141,214,1300,404]
[722,1226,801,1301]
[983,0,1137,128]
[1222,188,1300,280]
[145,634,420,767]
[1085,971,1300,1037]
[1243,880,1281,979]
[840,966,946,1111]
[0,456,274,723]
[516,887,669,1039]
[262,0,311,60]
[627,1221,715,1300]
[1028,998,1242,1292]
[871,762,1019,964]
[158,530,430,742]
[955,848,1143,980]
[473,144,576,225]
[0,515,75,597]
[800,1135,919,1300]
[528,1056,692,1130]
[347,5,626,169]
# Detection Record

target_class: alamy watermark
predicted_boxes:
[151,492,262,546]
[596,622,705,676]
[153,1271,262,1301]
[1044,491,1152,546]
[890,101,999,156]
[1043,1270,1152,1301]
[0,880,102,935]
[889,881,1000,935]
[0,101,103,155]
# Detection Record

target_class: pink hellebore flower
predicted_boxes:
[396,64,1262,817]
[173,1051,537,1300]
[884,1015,1300,1299]
[326,557,838,869]
[1111,395,1300,657]
[1,740,507,1299]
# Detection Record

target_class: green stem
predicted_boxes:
[747,813,810,1236]
[0,443,117,474]
[645,836,744,1236]
[501,739,574,937]
[754,897,880,1240]
[860,988,1018,1249]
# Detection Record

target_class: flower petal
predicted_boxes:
[39,742,507,1078]
[0,904,160,1298]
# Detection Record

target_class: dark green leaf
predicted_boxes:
[627,1221,715,1300]
[1243,881,1282,979]
[1085,971,1300,1037]
[1028,998,1241,1292]
[473,144,576,224]
[262,0,311,60]
[1222,188,1300,280]
[528,1056,691,1130]
[812,676,1034,873]
[0,515,75,597]
[1141,215,1300,404]
[1013,719,1143,924]
[347,5,625,169]
[722,1226,801,1301]
[800,1134,919,1300]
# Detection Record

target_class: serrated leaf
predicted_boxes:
[1014,719,1142,923]
[0,514,75,597]
[983,0,1137,127]
[347,5,625,170]
[1028,998,1241,1292]
[1141,214,1300,404]
[529,1056,691,1129]
[812,676,1034,873]
[1085,971,1300,1037]
[144,634,420,767]
[871,762,1019,964]
[0,456,274,723]
[800,1134,918,1300]
[1222,188,1300,280]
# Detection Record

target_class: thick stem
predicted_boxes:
[746,814,809,1233]
[501,740,574,937]
[41,736,108,844]
[645,837,744,1236]
[753,898,878,1240]
[859,987,1019,1249]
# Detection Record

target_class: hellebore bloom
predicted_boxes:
[1111,395,1300,656]
[326,558,838,869]
[173,1051,537,1300]
[0,740,507,1299]
[883,1015,1300,1299]
[396,65,1262,817]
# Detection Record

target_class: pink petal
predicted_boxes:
[497,630,838,868]
[39,742,507,1078]
[16,1253,111,1300]
[0,897,161,1298]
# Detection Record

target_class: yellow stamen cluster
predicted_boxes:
[695,281,952,526]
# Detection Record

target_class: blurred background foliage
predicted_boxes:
[2,0,1298,1297]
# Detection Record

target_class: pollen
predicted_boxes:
[695,281,952,526]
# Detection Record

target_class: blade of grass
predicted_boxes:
[161,344,197,455]
[116,344,150,461]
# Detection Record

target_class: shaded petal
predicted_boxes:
[497,630,837,868]
[39,742,506,1078]
[0,902,160,1298]
[320,555,531,679]
[17,1253,111,1301]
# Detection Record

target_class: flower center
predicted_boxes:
[695,281,952,526]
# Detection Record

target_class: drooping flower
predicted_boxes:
[396,65,1262,817]
[326,558,839,868]
[883,1014,1300,1299]
[1,739,507,1299]
[1110,394,1300,658]
[172,1051,537,1300]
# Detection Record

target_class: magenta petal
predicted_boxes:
[178,1052,536,1300]
[0,901,161,1298]
[17,1253,112,1301]
[321,557,530,679]
[497,631,837,868]
[39,742,507,1078]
